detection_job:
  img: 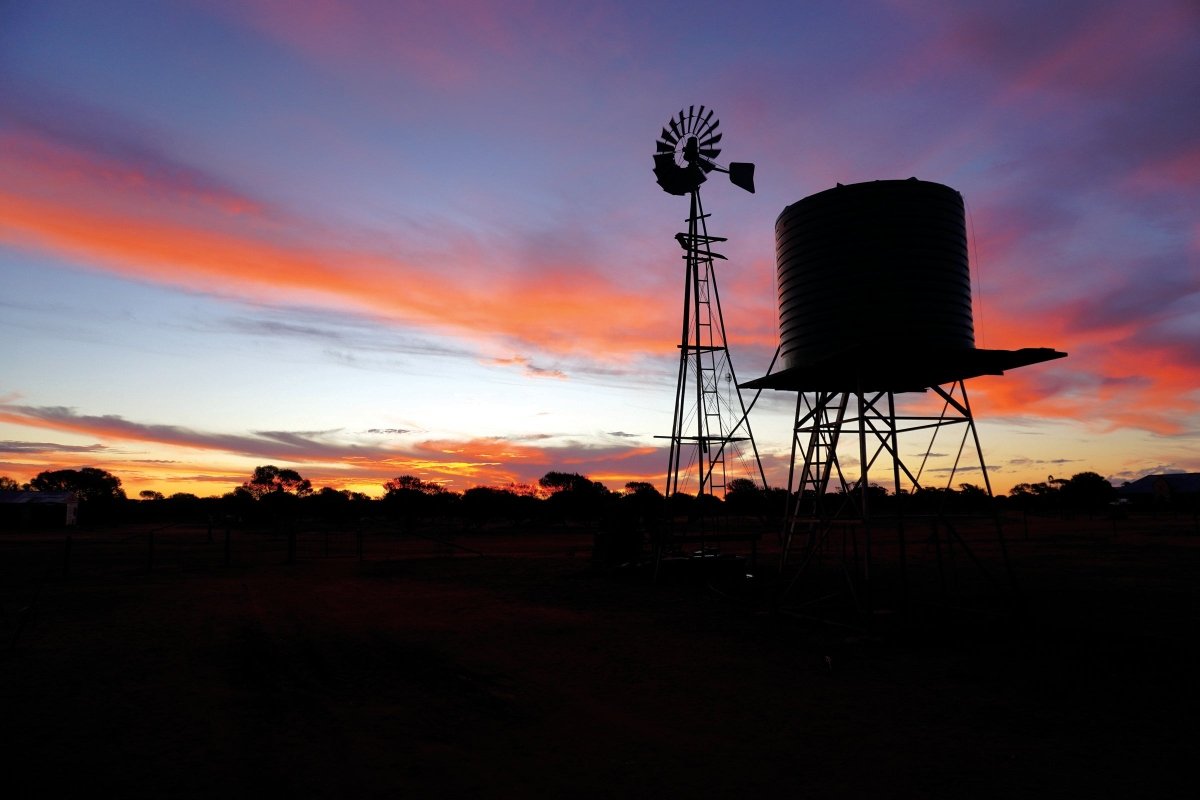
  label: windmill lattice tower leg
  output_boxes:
[779,381,1017,626]
[663,189,767,526]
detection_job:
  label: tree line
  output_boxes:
[0,465,1139,527]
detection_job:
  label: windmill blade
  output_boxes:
[669,118,681,139]
[699,147,722,160]
[707,118,721,138]
[701,107,714,128]
[656,140,674,153]
[661,127,677,144]
[699,131,723,148]
[687,105,695,132]
[678,109,686,132]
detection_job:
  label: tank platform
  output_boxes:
[741,345,1065,393]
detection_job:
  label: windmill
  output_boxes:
[651,106,766,532]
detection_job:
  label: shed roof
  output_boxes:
[1118,473,1200,494]
[0,491,79,505]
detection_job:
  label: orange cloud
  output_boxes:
[0,405,673,497]
[0,134,678,360]
[969,344,1196,437]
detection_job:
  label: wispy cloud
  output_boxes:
[489,356,567,380]
[0,405,374,462]
[0,440,113,454]
[0,404,669,493]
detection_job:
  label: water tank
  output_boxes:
[775,179,974,371]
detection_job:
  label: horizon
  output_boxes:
[3,1,1198,497]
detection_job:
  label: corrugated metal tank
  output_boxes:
[775,179,974,370]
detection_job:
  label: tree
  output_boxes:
[241,465,312,499]
[31,467,126,503]
[1062,471,1116,514]
[724,478,764,517]
[461,486,520,528]
[539,471,611,527]
[383,475,445,496]
[956,482,991,512]
[308,486,354,524]
[30,467,126,522]
[221,486,258,519]
[1008,480,1058,514]
[0,476,20,491]
[538,471,594,494]
[383,475,450,531]
[619,481,664,529]
[165,492,204,520]
[139,490,165,501]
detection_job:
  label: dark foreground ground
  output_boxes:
[1,514,1196,798]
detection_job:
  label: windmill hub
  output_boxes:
[652,105,755,196]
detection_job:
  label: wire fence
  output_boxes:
[0,519,605,648]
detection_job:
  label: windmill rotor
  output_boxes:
[652,105,754,196]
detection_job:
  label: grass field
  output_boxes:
[1,514,1196,798]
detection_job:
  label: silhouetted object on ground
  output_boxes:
[651,106,767,564]
[0,490,79,528]
[383,475,451,532]
[539,472,611,528]
[241,465,312,499]
[743,178,1067,623]
[1118,473,1200,522]
[1119,472,1200,498]
[30,467,124,502]
[26,467,125,523]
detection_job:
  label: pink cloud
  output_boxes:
[204,0,596,93]
[1126,146,1200,193]
[0,130,677,360]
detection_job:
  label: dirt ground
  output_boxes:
[1,515,1196,798]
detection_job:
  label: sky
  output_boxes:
[2,0,1198,498]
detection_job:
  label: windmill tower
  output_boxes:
[651,106,767,516]
[742,179,1066,621]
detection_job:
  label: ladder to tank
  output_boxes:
[782,392,849,560]
[696,259,728,497]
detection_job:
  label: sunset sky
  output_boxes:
[2,0,1198,498]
